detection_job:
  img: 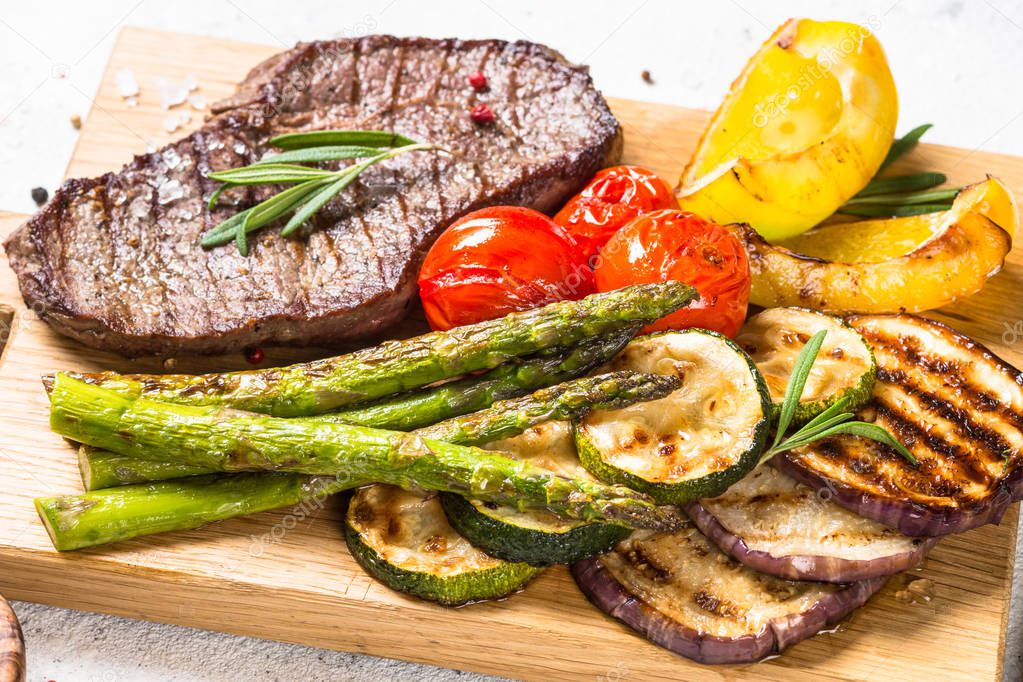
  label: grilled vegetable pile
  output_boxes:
[34,280,1023,663]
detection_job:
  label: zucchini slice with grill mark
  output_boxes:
[571,524,887,665]
[344,484,542,606]
[735,307,875,424]
[575,330,770,504]
[440,421,630,565]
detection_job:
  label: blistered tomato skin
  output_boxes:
[418,206,594,330]
[554,165,678,262]
[594,210,750,337]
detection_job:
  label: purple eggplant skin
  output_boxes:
[683,498,938,583]
[571,556,887,665]
[771,457,1023,538]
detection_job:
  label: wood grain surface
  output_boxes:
[0,26,1019,681]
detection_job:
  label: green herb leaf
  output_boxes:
[208,164,338,184]
[879,123,933,171]
[772,329,827,449]
[254,145,387,166]
[844,188,961,208]
[768,421,917,465]
[758,332,917,468]
[200,131,439,254]
[269,130,417,150]
[838,202,953,218]
[854,171,948,198]
[201,207,252,247]
[798,394,852,433]
[202,179,332,251]
[279,167,364,236]
[206,184,228,211]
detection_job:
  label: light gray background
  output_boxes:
[2,1,1022,680]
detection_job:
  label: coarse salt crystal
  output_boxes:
[116,69,139,97]
[126,97,138,108]
[184,74,199,92]
[129,196,149,218]
[158,78,189,110]
[157,180,184,205]
[188,93,207,110]
[163,115,181,133]
[163,148,182,169]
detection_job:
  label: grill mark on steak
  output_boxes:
[6,36,621,355]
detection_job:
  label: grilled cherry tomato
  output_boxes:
[554,165,678,262]
[594,209,750,337]
[419,206,593,330]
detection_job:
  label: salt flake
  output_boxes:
[116,69,139,97]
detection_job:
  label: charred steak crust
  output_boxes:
[5,36,622,356]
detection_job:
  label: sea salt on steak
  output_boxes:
[5,36,621,355]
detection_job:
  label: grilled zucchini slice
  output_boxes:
[576,330,770,504]
[735,307,875,424]
[776,314,1023,536]
[441,421,630,565]
[344,484,542,606]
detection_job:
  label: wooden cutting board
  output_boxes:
[0,26,1019,681]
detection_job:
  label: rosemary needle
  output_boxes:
[201,130,439,254]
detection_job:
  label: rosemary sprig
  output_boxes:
[201,130,438,255]
[758,330,917,467]
[878,123,933,172]
[836,202,956,218]
[853,171,948,198]
[844,188,960,208]
[837,124,962,219]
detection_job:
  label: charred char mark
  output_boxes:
[869,329,1023,430]
[876,367,1018,469]
[874,401,992,493]
[693,589,742,618]
[174,374,234,398]
[422,534,447,553]
[621,544,673,582]
[352,501,375,526]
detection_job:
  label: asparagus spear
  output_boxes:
[78,447,213,490]
[77,361,652,490]
[64,283,696,416]
[42,372,683,550]
[322,327,637,432]
[38,473,339,550]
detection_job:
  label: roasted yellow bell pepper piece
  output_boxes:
[733,177,1016,313]
[677,18,898,242]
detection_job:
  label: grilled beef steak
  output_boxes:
[5,36,621,355]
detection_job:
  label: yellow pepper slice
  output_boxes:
[677,18,898,242]
[734,177,1017,313]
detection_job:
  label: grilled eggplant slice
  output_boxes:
[345,485,542,605]
[686,465,936,582]
[572,524,886,665]
[775,314,1023,536]
[576,330,770,504]
[736,307,875,423]
[441,421,630,565]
